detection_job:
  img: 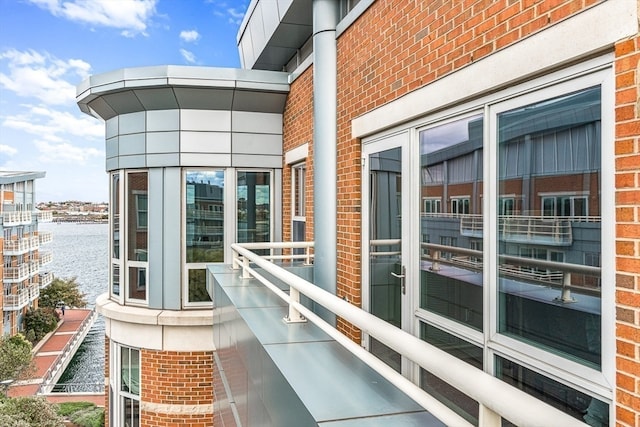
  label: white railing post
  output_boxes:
[555,271,576,303]
[284,287,306,323]
[242,256,250,279]
[479,404,501,427]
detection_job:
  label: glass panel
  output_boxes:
[112,264,120,296]
[368,146,401,371]
[112,172,120,259]
[128,266,146,300]
[186,170,224,263]
[130,348,139,395]
[120,347,130,393]
[188,268,211,303]
[496,356,608,426]
[419,114,484,331]
[237,171,271,245]
[420,323,482,425]
[123,396,140,427]
[497,87,601,368]
[127,172,148,260]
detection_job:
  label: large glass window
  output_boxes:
[497,87,602,368]
[126,172,148,302]
[237,171,271,245]
[292,163,306,250]
[110,173,120,297]
[119,346,140,427]
[419,114,484,331]
[411,69,610,425]
[184,170,224,305]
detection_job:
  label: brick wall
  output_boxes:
[282,67,315,244]
[333,0,606,335]
[614,34,640,427]
[140,350,214,425]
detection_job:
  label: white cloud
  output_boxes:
[0,145,18,156]
[208,1,248,26]
[27,0,158,37]
[35,140,103,164]
[2,104,104,141]
[0,49,91,105]
[180,49,196,64]
[180,30,200,43]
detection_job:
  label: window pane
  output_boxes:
[419,114,484,331]
[112,264,120,296]
[237,171,271,244]
[188,268,211,303]
[497,87,601,368]
[128,266,146,301]
[496,356,608,426]
[186,170,224,263]
[112,173,120,259]
[127,172,148,260]
[420,323,482,424]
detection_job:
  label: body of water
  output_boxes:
[39,221,108,390]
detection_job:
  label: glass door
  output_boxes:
[362,133,410,374]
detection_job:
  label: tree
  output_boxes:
[0,397,64,427]
[23,308,59,344]
[39,276,87,309]
[0,334,35,381]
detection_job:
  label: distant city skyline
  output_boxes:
[0,0,248,203]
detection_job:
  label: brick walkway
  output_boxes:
[7,309,104,407]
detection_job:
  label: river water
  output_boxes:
[39,221,108,391]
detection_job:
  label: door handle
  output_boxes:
[390,265,406,295]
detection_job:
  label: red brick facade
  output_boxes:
[279,0,640,425]
[614,34,640,427]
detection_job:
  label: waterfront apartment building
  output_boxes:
[77,1,640,426]
[1,171,53,337]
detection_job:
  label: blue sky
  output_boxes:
[0,0,249,203]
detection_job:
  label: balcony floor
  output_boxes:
[210,264,445,427]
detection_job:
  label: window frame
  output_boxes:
[406,62,614,419]
[182,168,225,309]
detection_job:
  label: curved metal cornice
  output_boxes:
[76,66,290,120]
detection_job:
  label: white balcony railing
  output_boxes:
[231,242,588,427]
[28,283,39,301]
[37,210,53,222]
[38,230,53,245]
[3,288,30,311]
[3,238,31,255]
[29,261,40,277]
[30,236,40,251]
[1,211,32,226]
[3,264,30,283]
[39,251,53,267]
[39,271,54,288]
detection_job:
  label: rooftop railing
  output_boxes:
[230,242,587,427]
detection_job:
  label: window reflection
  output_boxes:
[127,172,148,302]
[419,114,484,331]
[497,87,602,368]
[237,171,271,245]
[186,171,224,263]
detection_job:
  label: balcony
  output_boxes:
[29,283,39,301]
[3,237,31,255]
[39,271,53,288]
[39,251,53,267]
[38,230,53,245]
[4,264,30,283]
[37,210,53,222]
[3,288,30,311]
[454,214,601,246]
[1,211,32,226]
[208,242,588,427]
[29,261,40,277]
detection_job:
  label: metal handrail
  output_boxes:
[230,242,587,427]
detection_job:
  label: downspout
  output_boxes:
[312,0,339,325]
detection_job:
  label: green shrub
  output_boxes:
[56,401,104,427]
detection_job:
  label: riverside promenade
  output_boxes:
[7,308,104,406]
